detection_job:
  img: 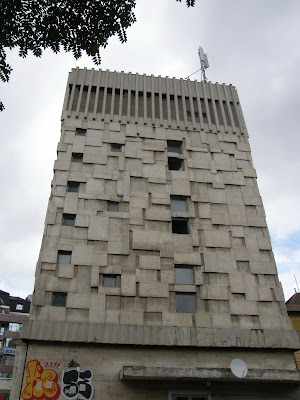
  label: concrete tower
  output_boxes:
[12,68,299,399]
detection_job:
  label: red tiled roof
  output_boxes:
[286,293,300,311]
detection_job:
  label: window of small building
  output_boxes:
[16,304,23,311]
[8,322,21,332]
[111,143,123,152]
[57,250,72,264]
[52,292,67,307]
[168,157,184,171]
[71,153,83,163]
[67,181,80,193]
[175,293,195,313]
[170,196,187,212]
[167,140,182,154]
[175,266,194,285]
[75,128,86,136]
[172,218,189,234]
[107,202,119,212]
[63,214,76,227]
[103,275,117,288]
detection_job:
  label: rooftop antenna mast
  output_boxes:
[198,46,209,83]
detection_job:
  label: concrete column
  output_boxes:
[9,340,27,400]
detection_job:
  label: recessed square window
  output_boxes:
[16,304,23,311]
[168,157,184,171]
[67,181,80,193]
[170,196,187,212]
[63,214,76,226]
[72,153,83,163]
[167,140,182,154]
[111,143,122,152]
[107,201,119,212]
[103,275,117,288]
[175,266,194,285]
[176,293,195,313]
[57,250,72,264]
[75,128,86,136]
[52,292,67,307]
[172,218,189,234]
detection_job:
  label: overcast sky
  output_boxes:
[1,0,299,301]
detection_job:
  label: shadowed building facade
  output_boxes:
[11,68,300,399]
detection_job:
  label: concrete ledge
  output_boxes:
[21,320,300,350]
[120,366,300,384]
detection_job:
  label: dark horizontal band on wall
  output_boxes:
[120,365,300,384]
[21,320,300,350]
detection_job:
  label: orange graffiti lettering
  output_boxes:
[22,360,61,400]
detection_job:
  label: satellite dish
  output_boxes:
[230,359,248,378]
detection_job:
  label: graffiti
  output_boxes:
[62,362,94,400]
[22,360,61,400]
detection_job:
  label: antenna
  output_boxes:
[294,275,299,293]
[198,46,209,83]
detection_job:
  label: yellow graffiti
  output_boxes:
[22,360,61,400]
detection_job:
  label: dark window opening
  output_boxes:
[167,140,182,154]
[91,86,96,93]
[111,143,122,152]
[103,275,117,288]
[57,250,72,264]
[175,266,194,284]
[170,94,175,101]
[172,395,208,400]
[115,88,120,95]
[123,89,128,96]
[195,111,199,118]
[162,93,167,100]
[107,87,113,95]
[67,182,80,193]
[138,91,143,98]
[187,110,191,118]
[170,196,187,212]
[147,92,151,98]
[63,214,76,227]
[172,218,189,234]
[131,90,136,97]
[71,153,83,163]
[75,128,86,136]
[176,293,195,313]
[168,157,184,171]
[52,292,67,307]
[107,202,119,212]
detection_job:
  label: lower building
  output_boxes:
[0,290,30,400]
[286,292,300,370]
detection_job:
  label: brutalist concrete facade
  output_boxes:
[12,68,299,399]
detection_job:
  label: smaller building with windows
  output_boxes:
[0,290,30,400]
